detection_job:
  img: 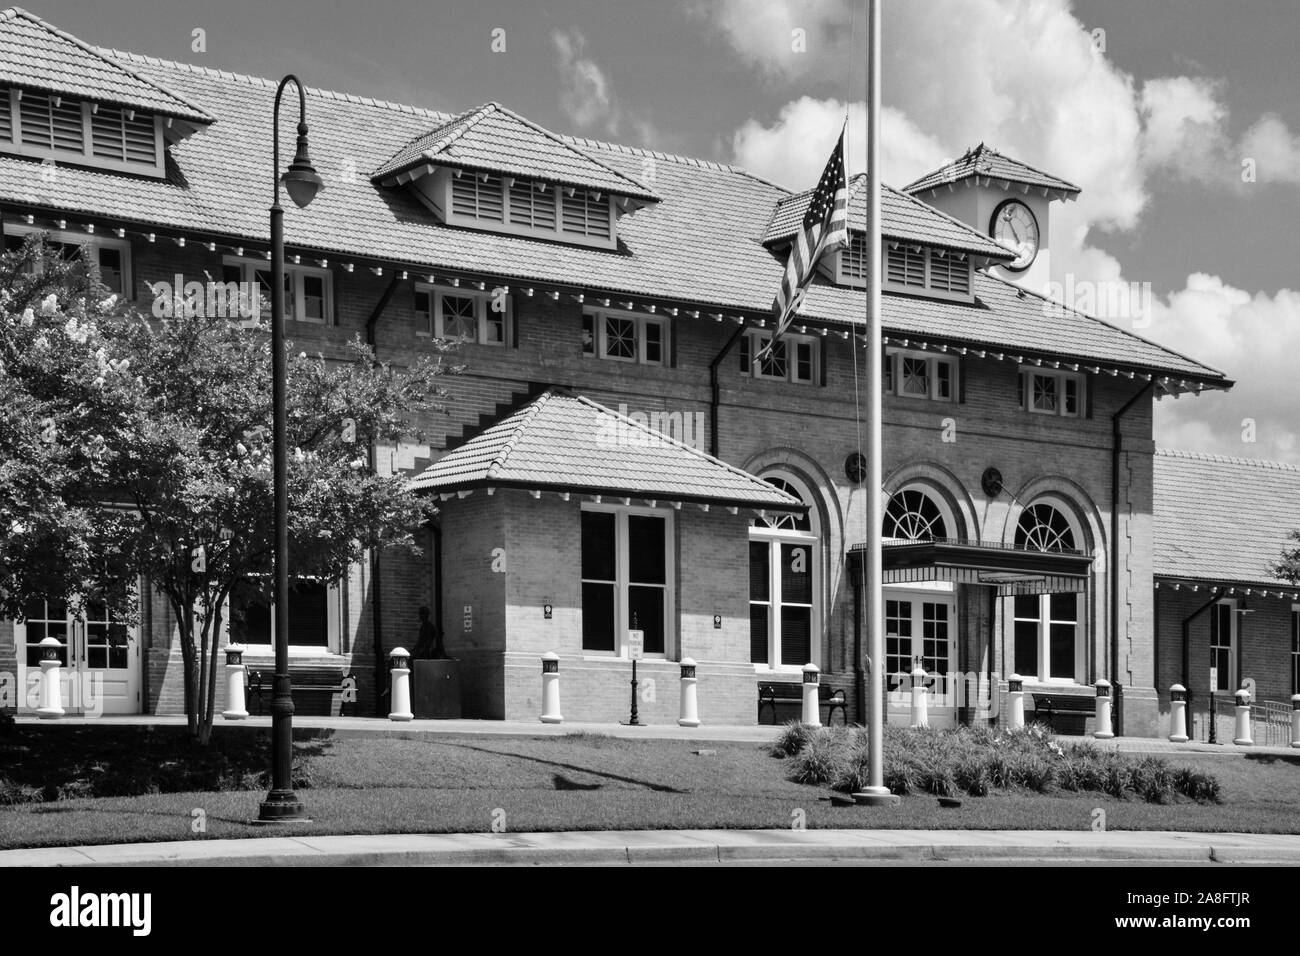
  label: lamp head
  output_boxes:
[282,123,323,208]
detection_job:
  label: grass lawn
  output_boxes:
[2,725,1299,849]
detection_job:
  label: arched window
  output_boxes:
[1015,502,1076,552]
[1011,498,1084,683]
[883,488,949,541]
[749,474,819,670]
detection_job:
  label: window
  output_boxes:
[1010,500,1084,683]
[1292,607,1299,696]
[883,488,949,541]
[436,169,618,249]
[740,330,818,384]
[224,257,333,325]
[881,242,972,299]
[415,286,511,344]
[581,507,672,656]
[583,309,667,365]
[750,475,819,669]
[3,224,132,297]
[1210,600,1236,693]
[883,349,956,402]
[0,87,164,176]
[229,579,344,652]
[1021,368,1083,417]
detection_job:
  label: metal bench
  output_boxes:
[1030,692,1093,735]
[247,664,354,717]
[758,682,849,726]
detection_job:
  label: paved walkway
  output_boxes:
[4,828,1299,866]
[16,714,1299,753]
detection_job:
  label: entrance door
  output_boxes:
[884,590,957,726]
[17,598,140,715]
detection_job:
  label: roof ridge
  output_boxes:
[562,134,741,175]
[1156,447,1300,472]
[885,182,1016,255]
[975,144,1082,193]
[572,394,801,500]
[5,8,213,120]
[96,45,448,119]
[483,389,554,478]
[979,271,1228,380]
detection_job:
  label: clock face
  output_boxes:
[990,200,1040,271]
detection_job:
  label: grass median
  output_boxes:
[1,723,1298,850]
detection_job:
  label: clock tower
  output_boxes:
[902,144,1080,294]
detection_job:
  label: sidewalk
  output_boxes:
[4,828,1299,867]
[16,714,1299,754]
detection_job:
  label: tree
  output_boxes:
[1271,530,1300,584]
[1,235,457,742]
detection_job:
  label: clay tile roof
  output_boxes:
[1154,449,1300,587]
[0,7,211,122]
[409,389,804,510]
[903,143,1080,196]
[372,101,658,201]
[763,173,1014,259]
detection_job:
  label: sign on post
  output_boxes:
[628,630,644,660]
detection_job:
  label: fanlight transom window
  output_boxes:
[752,477,811,532]
[883,489,948,541]
[1015,502,1077,553]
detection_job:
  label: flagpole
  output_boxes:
[855,0,893,805]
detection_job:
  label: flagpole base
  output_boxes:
[852,788,900,807]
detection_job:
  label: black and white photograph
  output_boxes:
[0,0,1295,927]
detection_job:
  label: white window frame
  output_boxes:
[580,503,675,660]
[584,307,667,366]
[741,329,818,385]
[224,578,346,656]
[1009,497,1086,685]
[883,589,958,707]
[415,285,512,346]
[750,473,821,672]
[3,222,133,299]
[224,256,334,325]
[1211,599,1237,694]
[885,348,957,402]
[1022,367,1084,418]
[424,168,619,250]
[0,88,165,177]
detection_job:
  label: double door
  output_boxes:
[884,590,957,724]
[17,598,140,715]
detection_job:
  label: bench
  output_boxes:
[247,665,354,717]
[758,682,849,726]
[1030,692,1094,735]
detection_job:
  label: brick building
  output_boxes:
[0,8,1246,735]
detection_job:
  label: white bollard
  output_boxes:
[1168,684,1189,743]
[222,645,248,720]
[1006,674,1025,730]
[1094,679,1114,739]
[1232,687,1253,746]
[801,663,821,727]
[910,664,929,729]
[540,652,563,724]
[388,647,413,721]
[1292,695,1300,749]
[36,637,65,719]
[678,658,700,728]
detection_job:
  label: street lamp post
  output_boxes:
[258,74,323,824]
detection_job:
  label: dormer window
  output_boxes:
[883,242,972,300]
[0,87,165,177]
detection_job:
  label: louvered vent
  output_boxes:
[508,178,557,229]
[841,233,866,280]
[561,190,611,239]
[451,172,504,222]
[928,251,971,295]
[886,243,925,287]
[0,88,11,142]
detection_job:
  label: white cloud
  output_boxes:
[552,29,618,133]
[708,0,1300,462]
[691,0,856,80]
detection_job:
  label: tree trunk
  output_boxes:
[198,596,226,746]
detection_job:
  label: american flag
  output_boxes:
[756,126,849,365]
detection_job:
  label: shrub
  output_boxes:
[771,721,818,758]
[1129,756,1176,804]
[788,728,852,785]
[0,777,41,805]
[1174,767,1223,804]
[953,757,990,797]
[1014,753,1056,793]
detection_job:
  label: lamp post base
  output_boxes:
[852,787,900,807]
[254,789,311,824]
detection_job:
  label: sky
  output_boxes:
[29,0,1300,463]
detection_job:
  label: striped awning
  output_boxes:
[849,538,1094,596]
